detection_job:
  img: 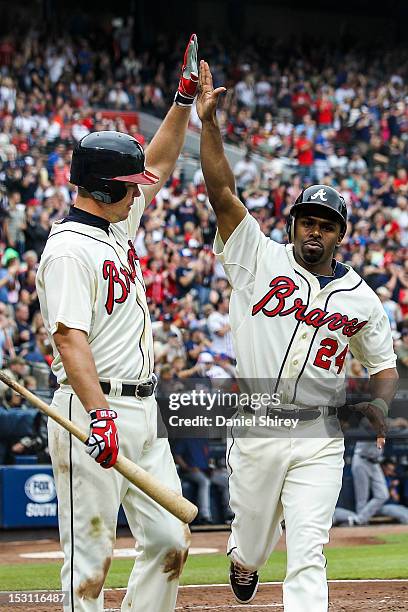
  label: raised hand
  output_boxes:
[175,34,199,107]
[196,60,226,123]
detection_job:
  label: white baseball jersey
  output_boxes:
[36,192,153,384]
[37,192,188,611]
[219,212,396,610]
[214,212,396,408]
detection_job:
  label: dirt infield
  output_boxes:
[3,582,408,611]
[1,526,408,610]
[176,581,408,611]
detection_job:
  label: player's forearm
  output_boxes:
[369,368,399,407]
[200,118,236,207]
[145,105,190,179]
[53,327,109,413]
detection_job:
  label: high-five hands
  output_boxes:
[175,34,199,107]
[196,60,226,123]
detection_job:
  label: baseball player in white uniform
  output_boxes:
[35,35,199,612]
[197,61,398,611]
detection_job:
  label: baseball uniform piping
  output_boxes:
[47,229,120,250]
[68,394,74,612]
[48,228,149,378]
[226,425,235,475]
[47,229,142,286]
[226,427,235,550]
[113,247,150,377]
[111,231,146,291]
[112,235,150,377]
[273,270,311,396]
[290,279,363,403]
[136,295,146,379]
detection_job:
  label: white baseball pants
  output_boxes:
[226,421,344,612]
[48,387,189,612]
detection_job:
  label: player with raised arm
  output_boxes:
[35,36,199,612]
[197,60,398,611]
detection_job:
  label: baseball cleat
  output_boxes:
[229,562,259,604]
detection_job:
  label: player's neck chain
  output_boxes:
[311,261,337,279]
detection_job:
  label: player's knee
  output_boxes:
[147,520,190,556]
[160,523,191,581]
[378,487,389,505]
[74,555,112,600]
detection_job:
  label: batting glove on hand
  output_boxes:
[174,33,198,107]
[86,409,119,469]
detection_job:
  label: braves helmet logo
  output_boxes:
[310,188,328,202]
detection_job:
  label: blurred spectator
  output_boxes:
[207,297,235,360]
[0,404,48,464]
[380,459,408,524]
[376,286,402,331]
[233,152,259,198]
[173,438,232,525]
[333,457,408,526]
[349,441,388,525]
[173,438,214,525]
[0,356,28,398]
[396,328,408,388]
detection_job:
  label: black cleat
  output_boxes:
[229,562,259,604]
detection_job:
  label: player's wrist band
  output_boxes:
[174,91,194,106]
[89,409,117,421]
[369,398,389,417]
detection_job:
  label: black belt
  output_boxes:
[267,406,337,422]
[100,378,156,398]
[359,456,380,464]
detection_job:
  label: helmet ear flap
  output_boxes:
[286,215,294,243]
[84,178,127,204]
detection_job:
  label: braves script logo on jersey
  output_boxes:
[103,241,140,314]
[252,276,367,337]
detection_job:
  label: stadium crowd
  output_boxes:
[0,17,408,522]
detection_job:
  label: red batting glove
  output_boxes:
[174,33,198,106]
[86,409,119,469]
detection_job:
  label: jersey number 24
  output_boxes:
[313,338,348,374]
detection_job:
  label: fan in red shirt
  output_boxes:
[393,168,408,194]
[291,85,312,122]
[295,131,314,173]
[316,93,334,127]
[144,259,168,304]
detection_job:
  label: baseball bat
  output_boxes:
[0,371,198,524]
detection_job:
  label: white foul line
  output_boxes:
[179,579,408,587]
[102,579,408,611]
[102,578,408,592]
[176,605,282,610]
[105,607,281,612]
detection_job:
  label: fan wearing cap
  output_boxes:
[197,60,398,610]
[175,247,202,297]
[35,35,199,612]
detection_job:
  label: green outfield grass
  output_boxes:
[0,533,407,591]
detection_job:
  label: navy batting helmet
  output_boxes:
[286,184,347,242]
[70,131,159,204]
